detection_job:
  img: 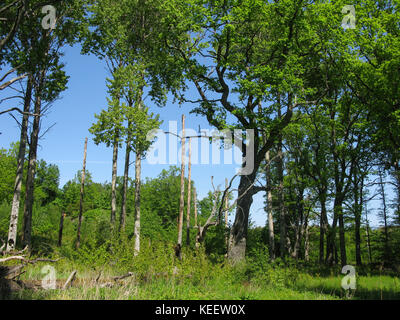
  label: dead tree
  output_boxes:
[186,137,192,246]
[176,115,186,259]
[195,175,261,249]
[76,137,88,250]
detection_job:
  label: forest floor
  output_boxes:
[4,266,400,300]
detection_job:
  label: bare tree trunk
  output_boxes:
[76,137,88,250]
[194,187,198,228]
[319,193,328,264]
[22,73,44,250]
[58,212,65,247]
[224,178,229,227]
[120,136,131,232]
[365,206,372,264]
[338,201,347,266]
[133,152,141,256]
[378,169,390,263]
[110,139,118,226]
[186,137,192,246]
[176,115,185,259]
[354,172,363,266]
[265,151,275,260]
[277,136,286,258]
[6,76,33,252]
[304,223,310,262]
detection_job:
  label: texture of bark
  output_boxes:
[120,136,131,231]
[6,76,33,252]
[265,151,275,260]
[186,137,192,246]
[110,140,118,225]
[177,115,185,259]
[76,138,88,249]
[22,72,44,249]
[134,152,141,256]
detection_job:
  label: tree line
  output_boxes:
[1,0,399,269]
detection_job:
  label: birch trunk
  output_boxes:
[6,76,33,252]
[134,152,141,256]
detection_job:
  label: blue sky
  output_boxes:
[0,44,267,227]
[0,43,390,228]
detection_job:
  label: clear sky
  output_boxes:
[0,43,389,228]
[0,43,267,227]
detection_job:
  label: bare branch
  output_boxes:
[0,107,41,117]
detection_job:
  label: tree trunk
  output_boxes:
[6,76,33,252]
[304,224,310,262]
[76,137,88,250]
[58,212,65,247]
[134,152,141,256]
[176,115,185,259]
[378,170,390,262]
[326,208,338,266]
[120,136,131,232]
[110,139,118,226]
[319,193,328,264]
[22,76,44,250]
[194,187,198,228]
[227,175,254,263]
[354,173,363,266]
[186,137,192,246]
[265,150,275,260]
[338,201,347,266]
[277,136,286,258]
[365,207,372,264]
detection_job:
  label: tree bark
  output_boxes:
[76,137,88,250]
[227,175,254,263]
[6,76,33,252]
[186,137,192,246]
[265,150,275,260]
[378,169,390,263]
[119,136,131,232]
[354,172,363,266]
[319,193,328,264]
[110,139,118,226]
[194,187,198,228]
[133,152,141,256]
[277,136,286,258]
[22,71,45,250]
[176,115,185,259]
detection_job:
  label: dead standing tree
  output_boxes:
[76,137,88,250]
[195,175,261,249]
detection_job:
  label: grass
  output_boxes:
[2,243,399,300]
[294,273,400,300]
[10,277,338,300]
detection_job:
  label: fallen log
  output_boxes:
[62,270,77,290]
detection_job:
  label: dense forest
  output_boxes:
[0,0,400,301]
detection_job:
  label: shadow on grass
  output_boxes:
[296,284,400,300]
